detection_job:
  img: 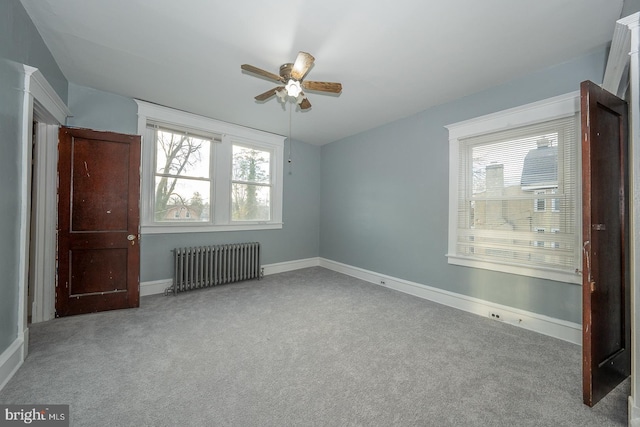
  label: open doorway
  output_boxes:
[27,120,59,324]
[28,120,36,323]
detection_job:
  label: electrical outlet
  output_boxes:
[489,311,502,320]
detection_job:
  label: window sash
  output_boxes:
[230,143,274,222]
[446,92,581,284]
[231,182,272,222]
[456,115,577,271]
[151,126,215,224]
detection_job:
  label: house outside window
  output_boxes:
[136,100,285,234]
[534,190,547,212]
[446,92,581,284]
[533,227,546,248]
[551,190,561,213]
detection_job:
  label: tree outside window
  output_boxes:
[231,145,271,221]
[154,129,211,222]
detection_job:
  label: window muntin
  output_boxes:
[446,92,581,283]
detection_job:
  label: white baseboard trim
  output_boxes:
[630,397,640,427]
[140,257,321,297]
[319,258,582,345]
[140,279,173,297]
[0,337,25,392]
[262,257,320,275]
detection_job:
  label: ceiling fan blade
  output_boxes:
[291,51,315,80]
[302,81,342,93]
[299,97,312,110]
[255,87,282,101]
[241,64,283,83]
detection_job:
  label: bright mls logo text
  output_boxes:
[1,405,68,426]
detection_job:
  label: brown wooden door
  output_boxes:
[581,80,630,407]
[57,127,141,317]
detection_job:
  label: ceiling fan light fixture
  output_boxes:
[275,87,287,102]
[285,79,302,97]
[242,51,341,109]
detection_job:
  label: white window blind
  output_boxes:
[455,114,579,273]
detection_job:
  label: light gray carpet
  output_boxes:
[0,267,629,426]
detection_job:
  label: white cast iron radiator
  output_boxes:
[166,242,262,295]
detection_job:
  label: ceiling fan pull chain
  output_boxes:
[288,100,293,167]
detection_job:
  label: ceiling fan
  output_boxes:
[241,51,342,110]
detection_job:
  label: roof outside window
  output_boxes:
[520,143,557,191]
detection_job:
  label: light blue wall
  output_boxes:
[320,48,610,324]
[0,0,67,103]
[623,0,640,16]
[0,59,26,351]
[140,141,320,282]
[67,83,138,134]
[66,83,321,283]
[0,1,68,354]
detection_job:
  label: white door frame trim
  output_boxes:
[1,66,68,391]
[602,12,640,427]
[624,13,640,427]
[20,66,70,329]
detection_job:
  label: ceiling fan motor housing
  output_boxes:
[279,63,294,81]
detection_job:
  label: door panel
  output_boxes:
[57,127,141,317]
[70,248,128,295]
[71,137,131,231]
[581,80,630,407]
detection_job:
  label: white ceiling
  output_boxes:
[21,0,624,145]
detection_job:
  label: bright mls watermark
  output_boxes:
[0,405,68,426]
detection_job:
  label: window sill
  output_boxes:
[141,222,283,234]
[446,253,581,285]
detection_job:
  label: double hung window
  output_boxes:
[151,125,214,223]
[446,93,581,283]
[136,101,284,233]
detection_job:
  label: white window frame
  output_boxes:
[136,100,285,234]
[229,138,278,223]
[151,125,215,224]
[446,92,582,284]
